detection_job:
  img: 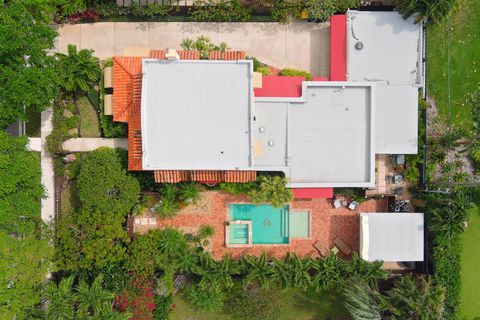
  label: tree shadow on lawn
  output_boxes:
[288,288,349,320]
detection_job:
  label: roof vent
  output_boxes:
[268,140,275,147]
[165,48,179,60]
[355,42,363,50]
[259,126,265,133]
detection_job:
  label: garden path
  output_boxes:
[40,109,55,222]
[62,137,128,152]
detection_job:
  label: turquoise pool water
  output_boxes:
[228,224,249,244]
[229,204,289,244]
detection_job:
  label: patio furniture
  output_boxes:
[333,237,352,256]
[333,199,342,209]
[348,201,359,210]
[313,241,329,257]
[148,217,157,225]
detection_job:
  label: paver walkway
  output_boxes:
[148,191,387,259]
[62,137,128,152]
[40,109,55,223]
[55,22,331,77]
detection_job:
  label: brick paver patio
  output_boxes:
[152,191,387,259]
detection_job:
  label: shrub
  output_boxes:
[219,181,257,195]
[256,66,270,76]
[198,225,215,239]
[269,0,302,23]
[278,68,312,80]
[130,3,173,17]
[181,36,229,60]
[76,148,140,215]
[190,0,251,22]
[250,176,293,208]
[303,0,337,22]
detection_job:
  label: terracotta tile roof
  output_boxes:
[127,110,142,171]
[209,51,246,60]
[149,50,201,60]
[154,170,257,183]
[112,56,143,122]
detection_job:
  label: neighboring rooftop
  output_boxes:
[141,59,253,170]
[360,212,424,262]
[346,10,423,154]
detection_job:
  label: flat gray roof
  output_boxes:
[254,82,375,188]
[347,11,423,154]
[360,212,424,262]
[141,60,253,170]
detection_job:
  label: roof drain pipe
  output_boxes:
[165,48,179,61]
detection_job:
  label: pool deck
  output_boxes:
[148,191,387,259]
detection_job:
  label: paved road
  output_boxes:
[55,21,331,77]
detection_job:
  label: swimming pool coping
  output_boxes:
[225,220,253,248]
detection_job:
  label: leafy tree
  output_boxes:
[241,253,275,288]
[0,132,44,233]
[185,285,225,312]
[55,208,130,272]
[383,275,445,320]
[249,176,293,208]
[76,148,140,215]
[343,279,382,320]
[395,0,456,24]
[0,0,60,129]
[342,253,389,286]
[0,230,53,320]
[128,228,188,275]
[45,275,130,320]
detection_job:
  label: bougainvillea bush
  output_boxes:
[115,276,156,320]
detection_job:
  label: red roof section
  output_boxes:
[330,14,347,81]
[254,76,305,97]
[154,170,257,183]
[292,188,334,199]
[112,57,143,122]
[209,51,246,60]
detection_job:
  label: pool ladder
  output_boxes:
[281,209,289,238]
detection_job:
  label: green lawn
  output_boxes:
[427,0,480,128]
[77,95,101,137]
[459,207,480,319]
[172,289,347,320]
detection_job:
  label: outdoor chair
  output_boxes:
[313,241,329,257]
[333,237,352,256]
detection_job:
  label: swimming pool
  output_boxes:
[228,204,289,244]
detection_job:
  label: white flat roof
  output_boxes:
[360,212,424,262]
[254,82,375,188]
[141,60,253,170]
[346,10,423,154]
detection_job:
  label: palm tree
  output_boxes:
[310,255,343,292]
[241,253,274,288]
[343,278,382,320]
[45,276,76,320]
[158,228,188,256]
[426,198,468,238]
[174,247,199,274]
[272,253,312,290]
[56,44,101,95]
[76,275,115,317]
[383,275,445,319]
[178,182,201,204]
[186,285,225,312]
[395,0,456,24]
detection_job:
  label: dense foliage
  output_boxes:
[76,148,139,214]
[45,275,131,320]
[190,0,251,22]
[0,132,44,233]
[0,230,53,320]
[250,176,293,208]
[395,0,457,24]
[180,36,229,60]
[279,68,313,80]
[0,0,59,129]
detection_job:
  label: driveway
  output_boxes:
[55,21,330,77]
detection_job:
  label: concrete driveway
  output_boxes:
[55,21,330,77]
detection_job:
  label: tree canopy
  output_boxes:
[0,0,59,128]
[0,131,44,233]
[0,230,53,320]
[76,148,140,215]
